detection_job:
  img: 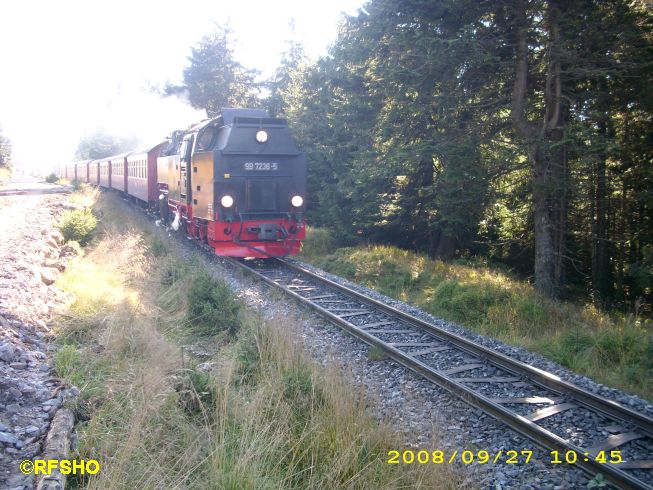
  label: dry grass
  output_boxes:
[204,316,469,489]
[300,229,653,400]
[53,193,472,489]
[54,193,215,488]
[67,183,99,208]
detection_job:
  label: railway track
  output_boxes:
[227,257,653,490]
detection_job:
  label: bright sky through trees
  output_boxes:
[0,0,365,171]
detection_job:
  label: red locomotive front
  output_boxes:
[157,108,306,258]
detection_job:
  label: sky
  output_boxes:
[0,0,367,173]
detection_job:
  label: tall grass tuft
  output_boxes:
[208,317,467,489]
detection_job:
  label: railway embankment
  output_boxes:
[48,190,469,489]
[0,189,80,489]
[137,199,607,488]
[299,228,653,403]
[25,188,651,489]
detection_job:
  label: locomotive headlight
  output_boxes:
[221,195,234,208]
[255,130,268,143]
[291,195,303,207]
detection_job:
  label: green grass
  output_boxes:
[186,271,242,337]
[58,208,98,246]
[146,237,168,258]
[299,227,653,400]
[368,345,387,361]
[52,194,468,489]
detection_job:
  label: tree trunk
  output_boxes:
[532,145,556,297]
[549,125,567,294]
[511,0,564,298]
[435,233,457,260]
[615,115,630,305]
[592,114,613,306]
[615,177,626,304]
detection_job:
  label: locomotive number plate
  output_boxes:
[244,162,279,171]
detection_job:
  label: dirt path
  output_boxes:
[0,175,70,197]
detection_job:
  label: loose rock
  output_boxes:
[0,193,77,489]
[39,268,56,286]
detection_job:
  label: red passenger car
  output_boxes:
[127,142,166,203]
[75,160,91,183]
[65,163,77,181]
[89,160,100,185]
[98,157,111,188]
[109,152,130,193]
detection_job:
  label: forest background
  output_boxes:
[74,0,653,309]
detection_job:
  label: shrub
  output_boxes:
[516,297,546,324]
[45,173,58,183]
[147,237,168,257]
[432,279,509,324]
[558,329,594,359]
[594,324,645,366]
[58,208,98,246]
[54,344,82,380]
[160,259,188,286]
[300,227,338,258]
[186,272,241,337]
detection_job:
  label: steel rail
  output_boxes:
[279,260,653,437]
[226,256,653,490]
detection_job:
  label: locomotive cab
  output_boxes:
[157,108,306,258]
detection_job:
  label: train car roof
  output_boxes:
[93,151,132,163]
[129,140,167,155]
[220,108,268,125]
[189,108,270,132]
[108,151,132,160]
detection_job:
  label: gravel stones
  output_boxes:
[0,432,18,445]
[0,342,16,362]
[0,193,77,489]
[58,243,79,260]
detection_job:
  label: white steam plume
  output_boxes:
[86,87,207,151]
[4,86,206,175]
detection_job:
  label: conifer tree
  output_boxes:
[181,26,260,116]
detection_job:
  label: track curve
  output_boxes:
[227,257,653,490]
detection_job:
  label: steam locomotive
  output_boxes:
[57,108,306,258]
